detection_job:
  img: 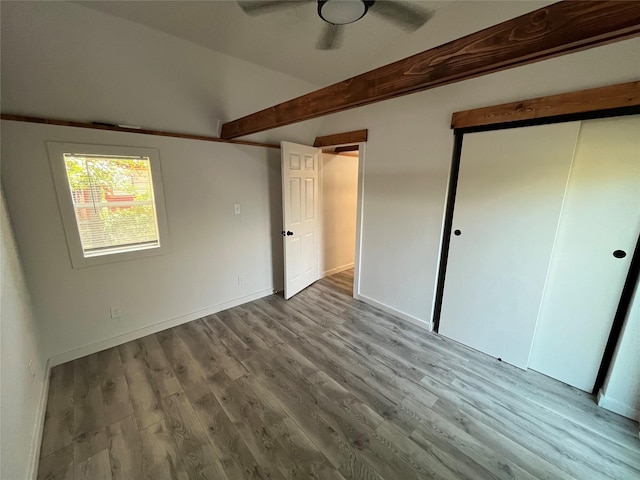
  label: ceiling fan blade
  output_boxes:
[316,23,344,50]
[238,1,308,16]
[369,1,434,32]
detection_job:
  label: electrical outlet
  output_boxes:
[238,275,245,285]
[110,306,122,319]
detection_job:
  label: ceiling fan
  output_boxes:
[238,0,434,50]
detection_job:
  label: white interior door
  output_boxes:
[439,122,580,369]
[281,141,321,299]
[529,115,640,391]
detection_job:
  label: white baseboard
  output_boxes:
[29,360,52,480]
[48,288,274,367]
[597,389,640,422]
[322,262,354,278]
[354,293,432,331]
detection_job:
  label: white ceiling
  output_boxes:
[77,0,453,86]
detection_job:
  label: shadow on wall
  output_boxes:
[267,148,284,291]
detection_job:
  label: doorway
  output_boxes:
[320,146,360,296]
[280,141,364,300]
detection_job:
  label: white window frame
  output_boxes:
[47,142,171,268]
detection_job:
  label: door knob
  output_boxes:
[454,229,462,236]
[282,230,294,237]
[613,250,626,258]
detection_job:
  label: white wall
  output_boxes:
[599,284,640,421]
[321,153,359,276]
[1,121,283,362]
[1,190,48,480]
[313,37,640,326]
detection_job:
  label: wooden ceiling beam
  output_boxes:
[313,129,368,147]
[451,81,640,130]
[221,1,640,139]
[0,114,281,149]
[334,145,359,153]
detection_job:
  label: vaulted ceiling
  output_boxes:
[78,0,455,86]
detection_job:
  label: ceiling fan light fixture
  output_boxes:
[318,0,371,25]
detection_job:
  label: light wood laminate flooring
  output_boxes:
[38,269,640,479]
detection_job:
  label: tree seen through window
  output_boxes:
[63,154,160,255]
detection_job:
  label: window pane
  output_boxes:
[63,154,160,256]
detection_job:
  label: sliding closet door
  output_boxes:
[439,122,580,369]
[528,115,640,391]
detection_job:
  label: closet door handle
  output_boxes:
[613,250,626,259]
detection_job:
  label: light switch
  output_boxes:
[234,204,241,215]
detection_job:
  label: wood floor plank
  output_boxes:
[358,295,639,452]
[277,417,349,480]
[275,293,344,330]
[156,329,212,403]
[201,313,253,361]
[107,416,145,480]
[41,363,76,460]
[404,397,541,480]
[242,353,352,468]
[174,319,247,381]
[320,330,437,410]
[45,362,74,418]
[161,391,230,480]
[208,368,336,478]
[206,369,285,465]
[254,296,322,334]
[387,422,500,480]
[242,302,302,345]
[260,346,434,480]
[244,350,398,480]
[282,330,422,434]
[191,318,248,379]
[191,392,275,480]
[119,335,182,399]
[418,347,639,479]
[297,288,347,318]
[272,343,386,431]
[234,304,286,347]
[74,448,112,480]
[455,352,640,452]
[73,354,108,464]
[139,419,189,480]
[447,372,640,479]
[119,352,165,430]
[238,375,347,480]
[38,269,640,480]
[40,407,74,458]
[97,348,134,426]
[37,444,74,480]
[419,373,583,480]
[216,308,273,354]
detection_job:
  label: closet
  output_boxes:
[438,112,639,392]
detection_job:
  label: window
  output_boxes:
[48,142,170,267]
